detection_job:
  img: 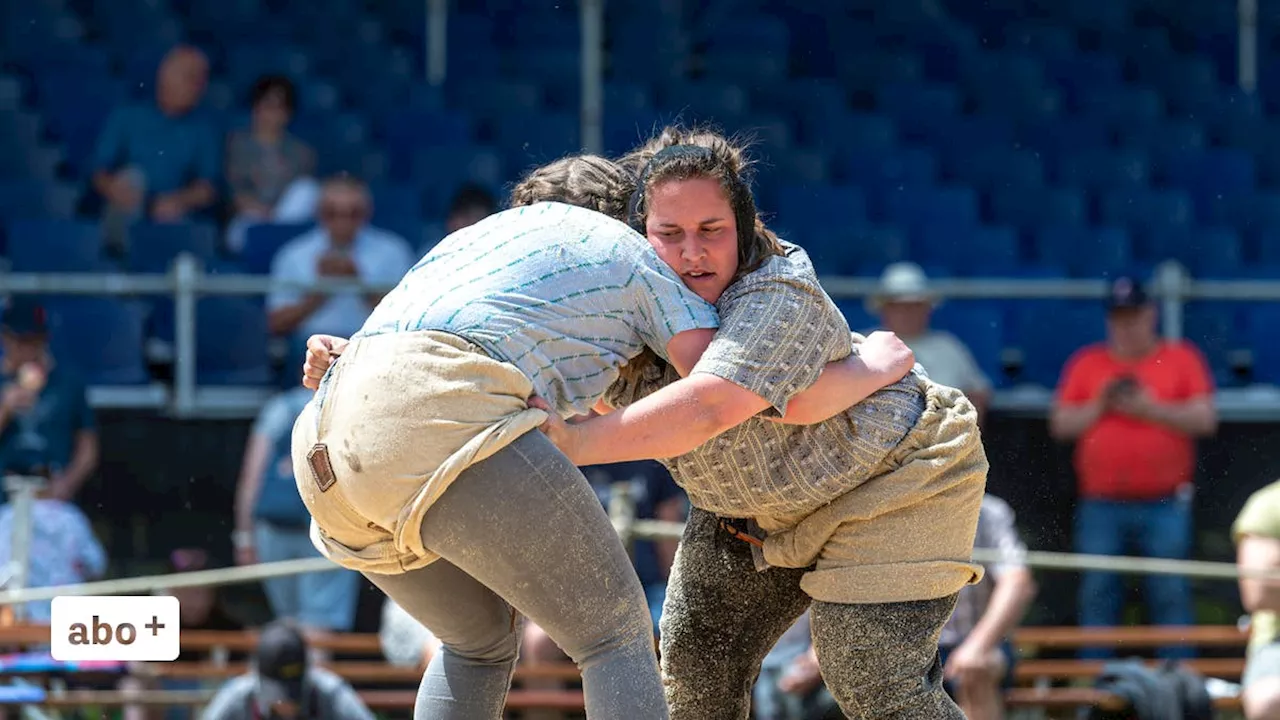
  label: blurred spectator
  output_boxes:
[90,45,219,251]
[1050,276,1217,659]
[938,494,1036,720]
[445,183,498,234]
[123,549,246,720]
[1236,478,1280,720]
[378,596,441,669]
[200,619,374,720]
[1235,479,1280,720]
[0,297,98,502]
[0,476,106,622]
[266,176,415,342]
[868,262,992,421]
[224,75,320,254]
[753,612,841,720]
[519,461,685,720]
[233,386,359,636]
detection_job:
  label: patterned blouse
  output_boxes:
[604,242,927,522]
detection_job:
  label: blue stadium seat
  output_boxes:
[956,147,1045,192]
[1119,119,1206,171]
[603,82,653,114]
[773,186,868,247]
[841,147,938,199]
[380,108,473,158]
[370,184,423,227]
[1011,301,1107,387]
[989,186,1087,232]
[1035,226,1134,278]
[1098,188,1195,243]
[1078,85,1167,134]
[1162,227,1243,277]
[661,83,749,122]
[803,223,909,276]
[5,220,105,273]
[701,53,787,83]
[1054,149,1150,193]
[837,52,924,94]
[195,297,273,386]
[495,112,581,167]
[1246,305,1280,385]
[1044,52,1124,108]
[930,301,1007,387]
[836,114,899,152]
[0,180,78,221]
[239,223,315,275]
[1183,303,1243,387]
[46,298,151,386]
[882,186,979,229]
[875,82,962,140]
[125,223,220,274]
[754,80,849,144]
[1003,22,1076,59]
[914,224,1020,275]
[1020,116,1110,165]
[1163,149,1256,221]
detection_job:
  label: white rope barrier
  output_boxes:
[1,518,1277,607]
[0,557,335,605]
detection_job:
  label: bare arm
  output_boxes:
[268,294,327,336]
[1239,535,1280,614]
[1129,396,1218,437]
[769,332,914,425]
[1049,400,1104,441]
[159,179,217,212]
[961,567,1037,652]
[543,373,775,466]
[233,433,272,538]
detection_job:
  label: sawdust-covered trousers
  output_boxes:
[361,430,667,720]
[659,506,966,720]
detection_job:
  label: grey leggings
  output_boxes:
[363,430,667,720]
[660,506,964,720]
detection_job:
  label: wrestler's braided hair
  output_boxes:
[508,155,632,221]
[618,124,785,281]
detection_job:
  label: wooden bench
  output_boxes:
[1004,687,1243,711]
[1004,624,1248,714]
[0,689,585,710]
[0,625,587,712]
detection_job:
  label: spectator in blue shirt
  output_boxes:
[0,297,98,503]
[233,386,359,635]
[91,45,220,250]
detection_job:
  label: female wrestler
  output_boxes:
[536,127,989,719]
[292,153,916,720]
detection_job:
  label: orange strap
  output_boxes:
[718,519,764,548]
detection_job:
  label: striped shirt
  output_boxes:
[605,241,927,520]
[355,202,719,417]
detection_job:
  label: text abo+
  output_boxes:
[51,595,181,661]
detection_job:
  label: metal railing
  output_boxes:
[7,254,1280,417]
[3,255,1280,417]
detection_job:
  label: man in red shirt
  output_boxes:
[1050,276,1217,659]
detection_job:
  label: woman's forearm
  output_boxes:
[564,374,770,466]
[770,355,894,425]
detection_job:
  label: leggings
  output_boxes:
[363,430,667,720]
[660,507,964,720]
